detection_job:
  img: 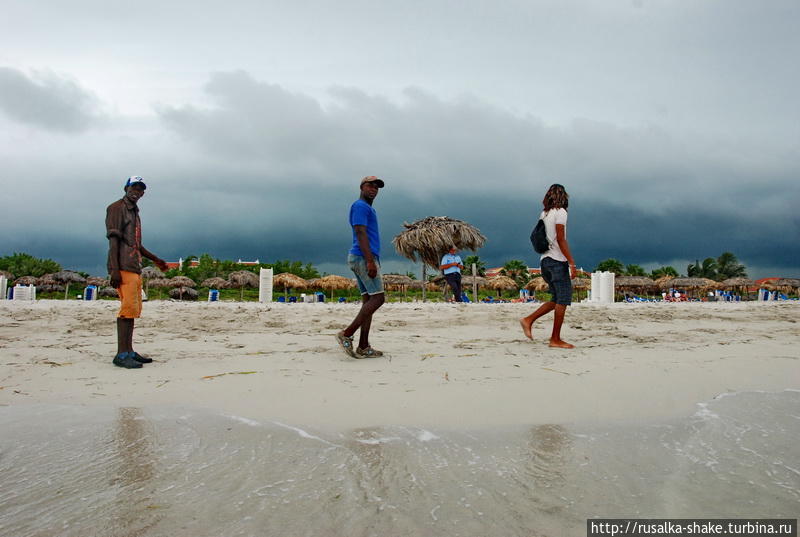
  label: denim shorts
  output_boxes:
[541,257,572,305]
[348,254,384,295]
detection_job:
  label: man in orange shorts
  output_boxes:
[105,176,169,368]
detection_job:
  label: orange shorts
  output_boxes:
[117,270,143,319]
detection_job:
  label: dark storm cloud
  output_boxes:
[1,70,798,278]
[0,67,100,131]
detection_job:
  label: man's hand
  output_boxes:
[110,269,122,289]
[154,258,169,272]
[569,264,577,279]
[367,260,378,279]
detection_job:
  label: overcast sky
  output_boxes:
[1,0,798,278]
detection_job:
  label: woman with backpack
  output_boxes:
[520,184,577,348]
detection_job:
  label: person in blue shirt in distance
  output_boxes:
[440,246,464,302]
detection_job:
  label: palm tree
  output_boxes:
[716,252,747,280]
[501,259,531,288]
[462,255,486,276]
[625,264,647,276]
[650,266,679,279]
[688,257,718,279]
[595,258,625,275]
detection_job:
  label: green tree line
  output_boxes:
[594,252,747,281]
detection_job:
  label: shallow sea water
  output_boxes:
[1,391,798,537]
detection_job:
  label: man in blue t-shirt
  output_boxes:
[335,176,386,359]
[440,246,464,302]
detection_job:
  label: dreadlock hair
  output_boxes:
[542,183,569,213]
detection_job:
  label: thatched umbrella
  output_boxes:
[393,216,487,270]
[273,272,308,300]
[661,277,716,298]
[486,275,518,299]
[48,270,86,300]
[774,278,800,297]
[306,277,321,288]
[201,277,229,289]
[719,277,754,298]
[0,270,14,280]
[227,270,259,301]
[571,277,591,301]
[523,277,546,300]
[37,273,58,286]
[141,266,165,280]
[38,283,66,294]
[383,274,414,301]
[654,275,674,289]
[316,274,357,301]
[615,276,656,299]
[721,277,754,289]
[169,286,199,301]
[141,266,165,295]
[408,280,438,291]
[144,277,170,299]
[168,275,196,301]
[100,286,119,298]
[86,276,109,287]
[14,276,38,286]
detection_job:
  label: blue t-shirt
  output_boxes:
[441,253,462,275]
[349,199,380,258]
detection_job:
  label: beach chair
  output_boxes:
[338,297,346,303]
[277,296,286,303]
[289,296,297,303]
[461,293,471,303]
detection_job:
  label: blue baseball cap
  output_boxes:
[125,176,147,190]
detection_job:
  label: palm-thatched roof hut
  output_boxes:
[661,277,717,298]
[141,266,165,280]
[408,280,438,291]
[660,277,714,289]
[393,216,486,269]
[382,274,414,287]
[654,275,675,289]
[614,276,655,289]
[201,277,229,289]
[169,287,199,301]
[721,277,754,289]
[14,276,39,286]
[382,274,414,301]
[774,278,800,289]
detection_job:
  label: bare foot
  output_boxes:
[549,339,574,349]
[519,318,533,340]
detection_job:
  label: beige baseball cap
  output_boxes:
[360,175,385,188]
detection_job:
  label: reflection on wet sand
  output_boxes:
[524,424,573,517]
[106,407,161,536]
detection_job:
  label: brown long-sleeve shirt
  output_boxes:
[105,197,142,274]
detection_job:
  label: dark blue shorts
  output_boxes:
[541,257,572,305]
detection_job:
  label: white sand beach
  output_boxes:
[2,300,798,429]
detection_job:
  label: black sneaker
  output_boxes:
[113,352,143,369]
[131,352,153,364]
